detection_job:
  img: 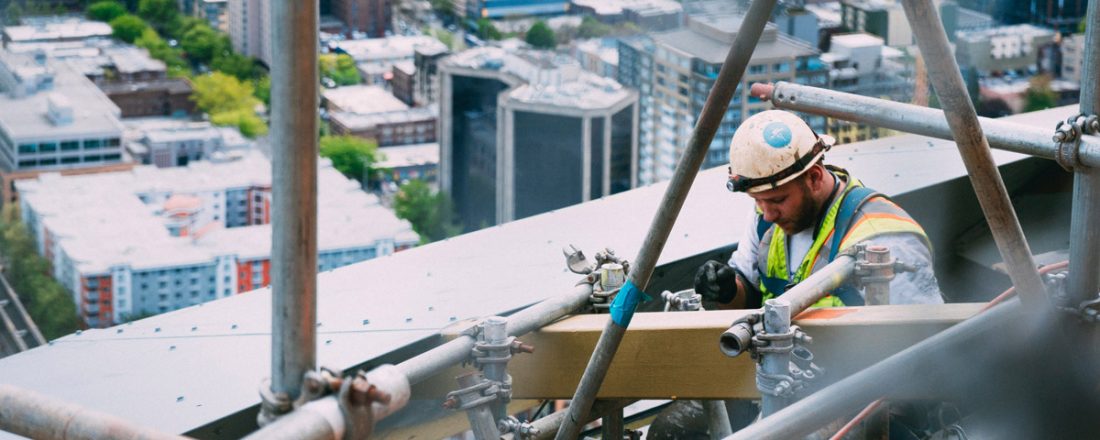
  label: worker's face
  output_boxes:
[748,169,821,235]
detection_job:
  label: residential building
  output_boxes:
[6,40,167,86]
[329,36,448,86]
[839,0,960,46]
[1,18,112,48]
[956,24,1055,74]
[1061,33,1085,84]
[197,0,230,33]
[414,44,449,106]
[228,0,272,66]
[570,0,683,31]
[617,14,826,185]
[440,47,638,229]
[392,61,416,105]
[123,118,252,168]
[464,0,570,21]
[375,142,439,186]
[100,78,195,118]
[0,49,125,173]
[573,38,618,79]
[333,0,393,38]
[324,85,439,146]
[820,33,913,143]
[1000,0,1088,33]
[16,151,419,327]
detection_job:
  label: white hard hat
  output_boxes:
[726,110,834,193]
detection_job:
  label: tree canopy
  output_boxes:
[525,20,556,49]
[137,0,180,33]
[319,135,380,181]
[180,24,224,64]
[393,180,463,243]
[319,54,362,86]
[577,16,611,39]
[109,14,150,43]
[87,1,126,22]
[477,18,503,40]
[1025,74,1058,112]
[192,72,267,137]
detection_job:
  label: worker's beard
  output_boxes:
[781,179,821,235]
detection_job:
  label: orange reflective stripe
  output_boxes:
[840,213,927,250]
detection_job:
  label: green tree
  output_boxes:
[135,28,186,69]
[253,75,271,105]
[319,53,361,86]
[319,135,380,181]
[1081,19,1087,34]
[191,71,258,114]
[577,16,611,39]
[1025,74,1058,112]
[210,109,267,138]
[87,0,126,22]
[393,180,463,243]
[0,206,80,340]
[109,14,150,43]
[212,52,258,80]
[428,0,456,20]
[525,20,556,49]
[3,2,22,26]
[477,18,503,40]
[137,0,179,32]
[180,24,223,64]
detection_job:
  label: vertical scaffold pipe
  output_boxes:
[901,0,1048,308]
[553,1,780,437]
[270,0,319,403]
[1068,0,1100,306]
[759,299,793,417]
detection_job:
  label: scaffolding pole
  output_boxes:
[554,0,779,436]
[901,0,1048,308]
[245,284,594,439]
[269,0,319,405]
[724,298,1024,440]
[1068,0,1100,306]
[0,384,186,440]
[750,81,1100,167]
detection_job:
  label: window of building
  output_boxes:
[60,140,79,151]
[18,144,35,154]
[84,155,102,162]
[749,65,766,75]
[39,158,57,165]
[774,63,790,73]
[61,157,80,164]
[84,139,102,150]
[39,142,57,152]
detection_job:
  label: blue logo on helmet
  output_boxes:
[762,122,792,148]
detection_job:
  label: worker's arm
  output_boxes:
[860,233,944,304]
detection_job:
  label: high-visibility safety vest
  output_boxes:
[754,169,930,307]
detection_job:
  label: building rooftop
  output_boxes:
[99,77,193,95]
[575,38,619,67]
[957,24,1055,43]
[330,106,437,131]
[0,50,123,142]
[570,0,681,16]
[2,18,112,44]
[15,151,418,274]
[376,142,439,169]
[841,0,902,12]
[805,2,843,28]
[393,60,415,75]
[653,15,818,64]
[831,32,886,49]
[123,118,252,151]
[444,46,635,109]
[322,85,409,114]
[329,35,448,63]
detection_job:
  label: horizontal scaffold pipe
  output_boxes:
[724,298,1024,440]
[243,283,594,440]
[751,82,1100,168]
[0,384,186,440]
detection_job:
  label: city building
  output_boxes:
[617,14,826,185]
[197,0,230,33]
[956,24,1055,74]
[820,33,913,143]
[999,0,1088,33]
[332,0,393,38]
[16,151,419,327]
[391,61,416,105]
[979,76,1080,113]
[375,142,439,186]
[570,0,683,31]
[329,35,448,86]
[123,118,252,167]
[839,0,960,47]
[228,0,272,66]
[414,44,449,107]
[1061,32,1085,84]
[464,0,570,21]
[0,49,125,173]
[440,47,638,229]
[5,39,168,86]
[324,85,439,146]
[572,38,618,79]
[100,78,195,118]
[1,18,112,48]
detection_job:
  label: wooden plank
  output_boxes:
[416,304,983,400]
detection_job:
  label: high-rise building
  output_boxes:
[440,47,638,229]
[333,0,393,38]
[820,33,913,143]
[228,0,272,66]
[617,14,827,185]
[1000,0,1088,33]
[414,44,449,106]
[956,24,1056,74]
[1061,32,1086,84]
[16,151,418,328]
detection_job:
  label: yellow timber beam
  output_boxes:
[415,303,983,400]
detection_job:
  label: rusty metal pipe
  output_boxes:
[0,384,185,440]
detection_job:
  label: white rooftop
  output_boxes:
[329,35,447,63]
[831,32,885,49]
[2,19,112,44]
[570,0,681,16]
[445,47,634,109]
[16,151,418,274]
[329,106,437,131]
[0,49,123,141]
[323,85,409,114]
[957,24,1055,43]
[376,142,439,169]
[575,39,619,67]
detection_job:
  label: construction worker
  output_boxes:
[695,110,943,308]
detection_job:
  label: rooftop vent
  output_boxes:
[47,93,74,126]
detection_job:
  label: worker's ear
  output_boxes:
[806,164,825,190]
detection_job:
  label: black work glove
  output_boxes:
[694,260,739,304]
